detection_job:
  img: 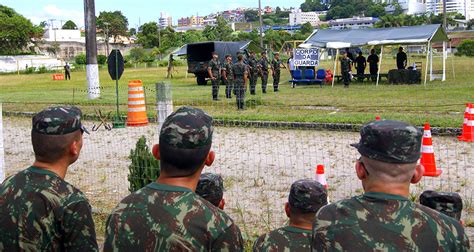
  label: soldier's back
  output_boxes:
[0,166,98,251]
[104,182,243,251]
[253,226,311,252]
[313,192,470,251]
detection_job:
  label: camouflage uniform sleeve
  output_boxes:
[252,234,266,252]
[62,200,99,252]
[211,223,244,252]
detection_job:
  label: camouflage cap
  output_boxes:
[32,106,89,135]
[160,106,213,149]
[195,172,224,206]
[350,120,422,164]
[288,179,328,213]
[420,190,463,220]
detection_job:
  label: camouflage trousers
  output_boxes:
[249,72,257,95]
[225,79,234,98]
[235,83,246,110]
[261,71,268,93]
[272,71,280,91]
[211,76,220,100]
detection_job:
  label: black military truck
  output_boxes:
[176,41,255,85]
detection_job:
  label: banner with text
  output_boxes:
[294,48,319,67]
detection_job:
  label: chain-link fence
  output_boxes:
[1,62,474,243]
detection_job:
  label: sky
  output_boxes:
[0,0,302,29]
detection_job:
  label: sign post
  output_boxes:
[107,49,125,128]
[294,48,320,67]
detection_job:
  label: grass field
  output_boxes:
[1,55,473,127]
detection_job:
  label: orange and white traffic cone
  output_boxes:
[458,103,470,141]
[315,164,328,189]
[421,122,442,177]
[315,164,330,203]
[459,103,474,142]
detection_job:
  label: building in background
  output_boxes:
[289,9,323,26]
[427,0,474,19]
[264,6,273,14]
[159,12,173,28]
[43,27,82,42]
[383,0,427,15]
[329,16,379,30]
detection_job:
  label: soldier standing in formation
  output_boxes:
[253,179,327,251]
[0,106,98,251]
[232,54,249,110]
[223,54,234,99]
[104,106,244,251]
[367,48,379,82]
[312,120,470,251]
[207,52,221,101]
[271,52,282,92]
[248,51,258,95]
[258,51,269,94]
[64,62,71,80]
[196,173,225,210]
[167,54,174,79]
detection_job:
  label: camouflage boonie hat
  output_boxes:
[288,179,328,213]
[160,106,213,149]
[420,190,463,220]
[32,106,89,135]
[196,173,224,206]
[350,120,422,164]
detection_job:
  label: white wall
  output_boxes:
[43,28,82,42]
[0,55,63,73]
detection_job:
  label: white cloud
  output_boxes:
[26,5,84,28]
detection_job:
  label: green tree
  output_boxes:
[367,4,386,18]
[129,28,136,36]
[137,22,159,48]
[62,20,77,30]
[326,5,355,20]
[300,22,313,35]
[203,16,233,41]
[244,10,259,22]
[96,11,128,43]
[182,30,205,44]
[128,136,160,192]
[0,5,43,54]
[456,40,474,57]
[467,19,474,30]
[39,20,48,28]
[300,0,328,12]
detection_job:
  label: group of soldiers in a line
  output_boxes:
[208,51,285,110]
[0,106,470,251]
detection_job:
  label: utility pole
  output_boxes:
[157,22,161,60]
[442,0,447,29]
[258,0,264,48]
[104,21,110,56]
[84,0,100,99]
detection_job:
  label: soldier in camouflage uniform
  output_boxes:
[0,106,98,251]
[254,179,327,251]
[104,106,244,251]
[223,54,234,99]
[208,52,221,100]
[420,190,463,221]
[258,51,269,93]
[271,52,282,92]
[196,173,225,209]
[248,51,258,95]
[312,120,471,251]
[232,54,248,110]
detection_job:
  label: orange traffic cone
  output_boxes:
[315,164,328,189]
[458,103,470,141]
[421,122,442,177]
[459,103,474,142]
[375,116,381,121]
[126,80,149,127]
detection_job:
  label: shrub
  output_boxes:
[455,40,474,57]
[75,53,86,65]
[24,67,35,74]
[128,136,160,192]
[37,66,47,73]
[97,55,107,65]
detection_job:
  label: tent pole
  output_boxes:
[429,42,433,81]
[332,49,339,88]
[450,41,455,80]
[376,45,383,87]
[424,42,430,87]
[442,41,446,81]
